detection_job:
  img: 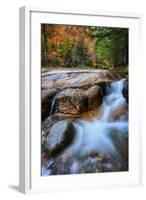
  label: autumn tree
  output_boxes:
[41,24,128,70]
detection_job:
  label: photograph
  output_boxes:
[41,24,129,176]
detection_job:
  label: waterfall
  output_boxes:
[101,79,127,122]
[50,86,66,115]
[50,95,57,115]
[69,79,128,154]
[42,79,128,175]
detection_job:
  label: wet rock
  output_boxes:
[109,131,128,163]
[100,155,125,172]
[88,86,103,109]
[42,89,57,120]
[52,70,114,89]
[41,70,115,119]
[80,157,98,173]
[110,105,128,122]
[46,120,76,157]
[122,79,128,103]
[55,85,103,116]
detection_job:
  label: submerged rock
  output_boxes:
[46,120,76,157]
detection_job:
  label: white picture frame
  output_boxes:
[19,6,142,194]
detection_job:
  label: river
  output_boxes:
[42,78,128,175]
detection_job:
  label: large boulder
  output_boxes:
[52,70,114,89]
[54,85,103,116]
[41,70,115,120]
[45,120,76,157]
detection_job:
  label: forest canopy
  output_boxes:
[41,24,128,70]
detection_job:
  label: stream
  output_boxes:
[42,78,128,175]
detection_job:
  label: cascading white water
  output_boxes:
[101,79,127,122]
[42,79,128,175]
[69,79,127,151]
[50,95,57,114]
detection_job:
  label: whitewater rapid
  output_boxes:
[42,79,128,175]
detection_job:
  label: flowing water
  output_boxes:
[42,79,128,175]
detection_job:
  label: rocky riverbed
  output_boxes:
[41,69,128,175]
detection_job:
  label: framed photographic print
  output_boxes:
[19,6,142,193]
